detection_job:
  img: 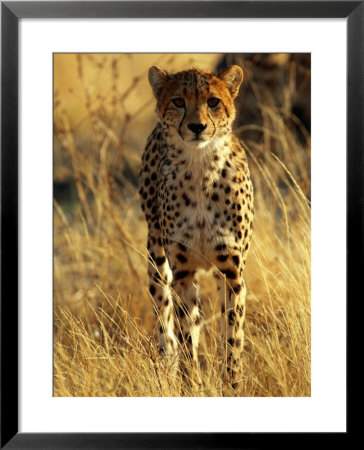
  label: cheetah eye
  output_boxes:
[172,98,185,108]
[207,97,220,108]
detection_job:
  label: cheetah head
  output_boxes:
[148,65,243,149]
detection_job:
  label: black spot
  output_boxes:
[178,242,187,252]
[144,178,150,186]
[182,193,190,206]
[236,305,244,317]
[228,338,235,346]
[228,310,236,325]
[232,285,242,294]
[155,256,166,265]
[221,169,227,178]
[232,255,240,267]
[212,193,219,201]
[221,269,237,279]
[149,285,156,296]
[152,271,162,282]
[217,254,229,262]
[216,243,226,251]
[176,253,188,263]
[178,305,186,318]
[175,270,189,280]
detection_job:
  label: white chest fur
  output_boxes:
[159,136,238,255]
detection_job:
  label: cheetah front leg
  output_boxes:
[147,233,178,361]
[214,255,247,392]
[172,272,203,388]
[169,245,203,388]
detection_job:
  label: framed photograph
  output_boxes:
[1,1,356,448]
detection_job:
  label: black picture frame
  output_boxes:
[1,1,357,448]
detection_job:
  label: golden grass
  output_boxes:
[53,54,311,397]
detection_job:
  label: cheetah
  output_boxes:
[139,65,254,390]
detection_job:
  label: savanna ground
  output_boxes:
[53,53,311,397]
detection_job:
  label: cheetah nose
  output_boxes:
[188,123,207,135]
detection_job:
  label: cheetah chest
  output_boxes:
[159,153,242,254]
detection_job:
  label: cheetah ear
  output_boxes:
[148,66,169,99]
[218,65,244,99]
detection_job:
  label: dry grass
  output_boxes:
[53,54,311,397]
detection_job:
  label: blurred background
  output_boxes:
[53,53,311,397]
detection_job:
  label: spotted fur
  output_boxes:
[139,65,254,389]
